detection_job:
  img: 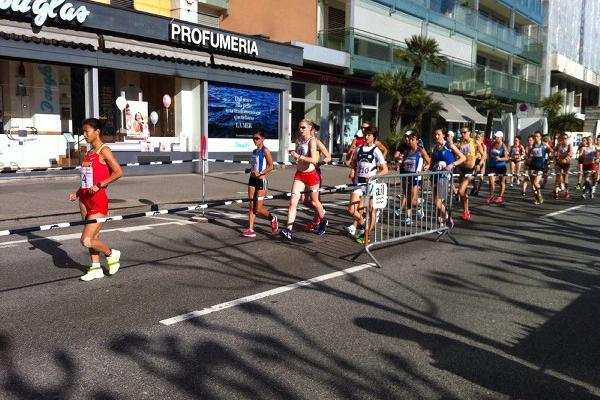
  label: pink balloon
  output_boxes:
[162,94,172,109]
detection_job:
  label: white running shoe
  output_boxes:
[107,249,121,275]
[81,266,104,281]
[344,225,357,236]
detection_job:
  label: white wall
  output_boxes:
[354,3,422,42]
[353,2,474,64]
[0,134,68,168]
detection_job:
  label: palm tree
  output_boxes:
[480,96,503,138]
[372,69,422,133]
[409,91,447,132]
[394,34,447,79]
[541,92,564,120]
[548,113,583,138]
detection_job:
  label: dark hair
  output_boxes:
[363,126,377,137]
[254,130,265,138]
[82,118,103,132]
[533,130,542,135]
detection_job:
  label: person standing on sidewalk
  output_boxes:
[68,118,123,281]
[280,118,328,240]
[242,131,278,237]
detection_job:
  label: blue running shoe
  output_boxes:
[316,218,328,236]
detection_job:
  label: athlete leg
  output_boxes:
[348,192,364,226]
[498,175,506,197]
[308,184,326,220]
[247,185,257,231]
[80,214,111,264]
[285,179,305,229]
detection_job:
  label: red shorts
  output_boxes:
[583,164,597,172]
[80,189,109,218]
[294,170,321,187]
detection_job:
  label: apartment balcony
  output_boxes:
[318,28,541,103]
[496,0,544,25]
[367,0,542,64]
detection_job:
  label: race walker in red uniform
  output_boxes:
[69,118,124,281]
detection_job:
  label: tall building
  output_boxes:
[0,0,300,168]
[543,0,600,134]
[221,0,544,152]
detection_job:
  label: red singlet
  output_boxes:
[79,144,111,218]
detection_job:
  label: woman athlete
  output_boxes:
[280,118,328,240]
[553,132,572,200]
[68,118,123,281]
[242,131,278,237]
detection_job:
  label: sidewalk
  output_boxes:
[0,165,352,228]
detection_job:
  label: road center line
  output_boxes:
[159,262,376,326]
[542,205,584,218]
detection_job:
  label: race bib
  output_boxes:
[402,159,416,172]
[357,163,373,178]
[80,165,93,189]
[531,147,543,157]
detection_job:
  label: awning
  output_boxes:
[0,20,97,50]
[212,54,293,77]
[430,92,487,124]
[100,35,211,65]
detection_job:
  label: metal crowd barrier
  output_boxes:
[362,171,457,268]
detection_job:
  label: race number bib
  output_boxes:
[402,159,416,172]
[80,166,93,189]
[357,163,373,178]
[531,147,543,158]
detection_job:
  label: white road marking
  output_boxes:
[543,205,584,218]
[0,221,191,248]
[159,262,376,326]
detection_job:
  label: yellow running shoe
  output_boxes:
[81,266,104,281]
[107,249,121,275]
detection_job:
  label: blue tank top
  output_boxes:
[402,149,423,173]
[432,145,455,171]
[530,144,546,169]
[250,147,267,173]
[489,145,506,167]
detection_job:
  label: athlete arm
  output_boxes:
[545,143,555,156]
[419,147,431,171]
[258,148,275,177]
[99,147,123,188]
[376,141,389,159]
[450,144,466,168]
[375,150,388,176]
[500,145,510,161]
[317,140,332,164]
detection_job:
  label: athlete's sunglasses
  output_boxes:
[252,137,262,141]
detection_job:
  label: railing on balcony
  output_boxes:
[317,28,541,103]
[368,0,542,64]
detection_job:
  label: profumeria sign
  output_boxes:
[0,0,90,27]
[170,22,258,57]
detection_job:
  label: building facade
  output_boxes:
[221,0,544,152]
[0,0,301,169]
[543,0,600,137]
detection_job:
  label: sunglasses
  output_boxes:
[460,130,468,134]
[299,126,309,130]
[252,137,262,141]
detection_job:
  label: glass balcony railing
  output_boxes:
[317,28,541,103]
[368,0,542,64]
[497,0,544,25]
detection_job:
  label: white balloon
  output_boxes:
[150,111,159,125]
[115,96,127,111]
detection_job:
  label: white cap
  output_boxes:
[355,129,363,138]
[494,131,504,138]
[447,130,455,137]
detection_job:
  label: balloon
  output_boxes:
[150,111,158,125]
[162,94,172,109]
[115,96,127,111]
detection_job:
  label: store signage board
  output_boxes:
[0,0,90,27]
[170,23,258,57]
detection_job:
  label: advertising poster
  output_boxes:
[208,84,279,140]
[124,100,149,139]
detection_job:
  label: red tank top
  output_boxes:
[80,144,110,193]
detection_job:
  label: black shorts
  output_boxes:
[488,166,507,176]
[457,165,475,178]
[248,176,267,191]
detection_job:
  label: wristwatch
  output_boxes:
[96,182,103,189]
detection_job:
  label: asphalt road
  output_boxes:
[0,167,599,399]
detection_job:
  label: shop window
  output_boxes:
[291,82,321,101]
[290,101,320,143]
[329,86,342,103]
[362,91,377,106]
[345,89,361,105]
[208,83,280,140]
